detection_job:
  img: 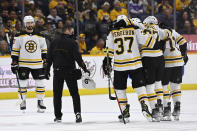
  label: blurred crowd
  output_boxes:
[0,0,197,56]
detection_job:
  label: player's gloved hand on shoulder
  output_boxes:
[11,61,18,74]
[183,55,188,65]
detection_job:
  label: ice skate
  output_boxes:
[152,104,160,122]
[161,102,171,121]
[118,104,130,123]
[54,117,62,123]
[75,112,82,123]
[37,100,46,113]
[172,101,180,121]
[140,100,152,122]
[20,100,26,113]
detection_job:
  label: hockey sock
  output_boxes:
[155,81,163,102]
[115,89,128,111]
[135,86,149,104]
[146,84,157,109]
[18,87,27,100]
[169,82,181,104]
[163,85,170,107]
[36,87,45,100]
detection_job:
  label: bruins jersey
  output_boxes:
[11,32,47,69]
[106,27,156,71]
[139,24,168,57]
[163,29,185,68]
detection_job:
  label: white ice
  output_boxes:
[0,90,197,131]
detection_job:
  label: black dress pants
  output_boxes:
[53,68,81,118]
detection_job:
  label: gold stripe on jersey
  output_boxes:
[165,59,184,64]
[143,34,151,47]
[18,34,28,37]
[114,61,142,67]
[19,62,42,65]
[140,49,162,54]
[11,52,19,55]
[164,55,182,59]
[114,56,141,62]
[172,94,181,98]
[12,48,20,51]
[19,58,42,61]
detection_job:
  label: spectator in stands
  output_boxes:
[79,33,88,54]
[41,19,56,43]
[97,2,110,22]
[158,8,174,28]
[55,20,64,37]
[192,11,197,33]
[90,38,105,55]
[0,16,3,28]
[12,20,23,36]
[34,9,45,23]
[143,0,158,15]
[35,18,45,33]
[1,9,9,24]
[86,33,99,51]
[176,0,191,12]
[177,10,194,32]
[0,40,10,56]
[34,0,49,16]
[157,0,172,14]
[98,13,111,40]
[9,10,17,27]
[110,0,128,21]
[0,28,6,41]
[179,20,195,34]
[128,0,144,19]
[47,8,62,28]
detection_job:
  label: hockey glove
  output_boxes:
[102,57,112,76]
[83,68,90,76]
[45,71,50,80]
[11,61,18,74]
[183,55,188,65]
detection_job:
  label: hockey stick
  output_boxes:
[109,76,126,124]
[106,47,116,100]
[106,47,126,124]
[15,71,23,105]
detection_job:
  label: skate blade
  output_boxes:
[54,120,62,123]
[21,110,26,113]
[119,118,130,123]
[37,108,45,113]
[152,118,160,122]
[161,116,171,121]
[173,116,179,121]
[142,111,152,122]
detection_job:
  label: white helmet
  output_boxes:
[143,16,158,25]
[82,73,96,90]
[23,15,35,27]
[116,15,131,26]
[131,18,141,23]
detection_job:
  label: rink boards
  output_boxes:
[0,54,197,99]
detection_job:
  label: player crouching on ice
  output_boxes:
[11,16,47,113]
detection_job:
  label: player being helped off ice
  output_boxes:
[11,15,47,113]
[102,15,160,123]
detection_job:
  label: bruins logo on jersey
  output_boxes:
[25,40,37,53]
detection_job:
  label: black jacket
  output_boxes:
[47,34,86,71]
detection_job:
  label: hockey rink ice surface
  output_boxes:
[0,90,197,131]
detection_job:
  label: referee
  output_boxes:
[46,25,90,123]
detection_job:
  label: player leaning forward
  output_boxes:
[11,16,47,112]
[103,15,159,122]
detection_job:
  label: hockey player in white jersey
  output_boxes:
[160,24,188,121]
[11,16,47,113]
[140,16,170,121]
[102,15,158,123]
